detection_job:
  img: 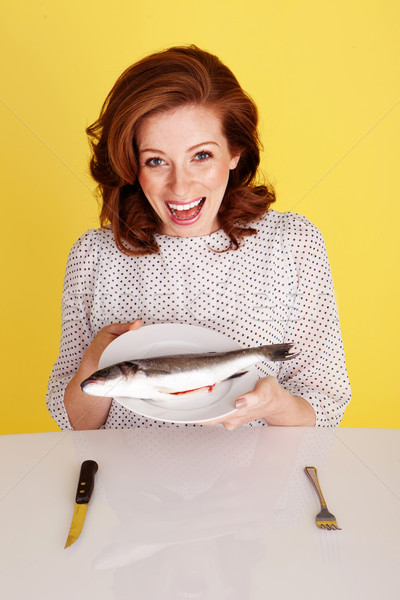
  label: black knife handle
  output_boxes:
[75,460,98,504]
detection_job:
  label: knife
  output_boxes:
[65,460,98,548]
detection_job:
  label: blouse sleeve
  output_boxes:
[46,230,99,430]
[277,214,351,426]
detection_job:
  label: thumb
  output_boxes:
[235,377,276,409]
[105,320,142,336]
[127,319,142,331]
[235,387,261,410]
[235,396,247,409]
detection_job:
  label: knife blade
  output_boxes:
[65,460,98,548]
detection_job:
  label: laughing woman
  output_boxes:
[46,45,351,430]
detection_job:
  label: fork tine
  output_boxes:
[316,522,341,530]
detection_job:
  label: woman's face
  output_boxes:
[136,104,240,237]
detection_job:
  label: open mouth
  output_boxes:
[166,197,206,225]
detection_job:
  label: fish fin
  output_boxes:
[225,371,248,381]
[261,343,300,361]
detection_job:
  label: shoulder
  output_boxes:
[254,209,322,235]
[253,210,326,252]
[64,228,117,282]
[67,227,115,260]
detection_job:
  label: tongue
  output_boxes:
[176,206,199,219]
[171,199,204,220]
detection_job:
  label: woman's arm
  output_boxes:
[46,231,99,430]
[202,214,350,430]
[46,229,142,430]
[277,214,351,426]
[64,321,142,430]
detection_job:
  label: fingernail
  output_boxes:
[236,398,247,409]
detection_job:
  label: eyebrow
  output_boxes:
[139,141,220,154]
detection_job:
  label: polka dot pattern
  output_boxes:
[46,210,351,429]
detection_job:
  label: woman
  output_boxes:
[46,45,351,430]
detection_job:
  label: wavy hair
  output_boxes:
[86,45,276,255]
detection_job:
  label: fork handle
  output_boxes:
[304,466,327,508]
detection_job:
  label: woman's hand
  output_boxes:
[200,376,316,430]
[65,320,142,430]
[79,320,143,376]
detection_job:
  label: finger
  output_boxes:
[234,378,275,410]
[235,391,260,410]
[105,321,142,336]
[222,421,239,431]
[195,419,222,427]
[235,397,247,409]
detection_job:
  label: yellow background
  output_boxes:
[1,1,399,433]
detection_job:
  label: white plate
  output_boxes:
[98,324,257,423]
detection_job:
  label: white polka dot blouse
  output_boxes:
[46,210,351,429]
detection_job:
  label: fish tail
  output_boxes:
[260,343,300,362]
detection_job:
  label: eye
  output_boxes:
[144,157,165,167]
[194,150,213,161]
[95,368,109,378]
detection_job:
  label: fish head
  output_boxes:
[80,363,140,397]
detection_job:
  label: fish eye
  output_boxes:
[96,368,109,378]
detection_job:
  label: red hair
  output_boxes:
[86,45,276,255]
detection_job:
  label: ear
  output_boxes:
[229,154,240,170]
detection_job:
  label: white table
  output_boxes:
[0,427,399,599]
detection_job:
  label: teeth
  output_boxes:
[168,198,203,211]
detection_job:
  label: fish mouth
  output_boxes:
[165,197,206,225]
[80,375,107,394]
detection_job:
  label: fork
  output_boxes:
[304,466,342,530]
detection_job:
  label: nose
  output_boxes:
[168,165,192,197]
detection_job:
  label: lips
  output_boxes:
[165,197,206,225]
